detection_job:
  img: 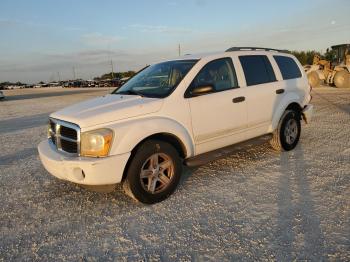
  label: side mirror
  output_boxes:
[191,84,215,97]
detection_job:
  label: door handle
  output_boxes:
[232,96,245,103]
[276,89,285,94]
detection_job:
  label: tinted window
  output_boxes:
[274,55,302,80]
[239,55,276,86]
[189,58,238,95]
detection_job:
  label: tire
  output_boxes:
[123,139,182,204]
[334,70,350,88]
[307,71,321,88]
[270,110,301,151]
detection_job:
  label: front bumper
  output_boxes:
[302,104,314,124]
[38,140,130,185]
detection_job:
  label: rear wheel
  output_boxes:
[307,71,321,88]
[270,110,301,151]
[123,139,182,204]
[334,70,350,88]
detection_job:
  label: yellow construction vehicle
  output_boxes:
[305,44,350,88]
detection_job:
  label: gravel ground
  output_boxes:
[0,87,349,261]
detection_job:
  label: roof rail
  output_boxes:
[225,47,290,53]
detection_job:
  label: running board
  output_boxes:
[184,134,272,167]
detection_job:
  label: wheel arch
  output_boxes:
[133,132,188,158]
[286,102,302,115]
[270,99,303,132]
[106,117,195,181]
[121,132,188,182]
[108,117,195,157]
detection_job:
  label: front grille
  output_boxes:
[61,139,78,153]
[60,126,78,140]
[48,118,80,155]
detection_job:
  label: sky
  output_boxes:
[0,0,349,83]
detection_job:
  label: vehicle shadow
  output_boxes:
[2,89,105,101]
[44,175,139,208]
[313,90,350,115]
[177,137,272,189]
[0,113,49,134]
[0,147,37,166]
[274,144,326,260]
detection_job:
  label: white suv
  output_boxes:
[38,47,313,204]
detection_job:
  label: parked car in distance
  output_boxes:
[38,47,313,204]
[0,90,5,100]
[119,77,130,86]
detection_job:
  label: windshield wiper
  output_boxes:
[116,89,145,97]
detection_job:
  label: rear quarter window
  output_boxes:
[274,55,302,80]
[239,55,276,86]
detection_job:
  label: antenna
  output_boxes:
[178,44,181,56]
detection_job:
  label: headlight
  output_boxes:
[80,129,113,157]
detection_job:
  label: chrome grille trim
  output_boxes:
[48,118,80,156]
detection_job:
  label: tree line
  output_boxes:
[94,71,136,81]
[291,49,336,65]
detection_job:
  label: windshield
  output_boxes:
[113,60,198,98]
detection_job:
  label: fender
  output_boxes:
[269,93,302,132]
[105,116,195,158]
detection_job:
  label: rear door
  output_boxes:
[239,55,280,137]
[273,54,304,97]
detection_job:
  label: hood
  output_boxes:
[50,94,163,128]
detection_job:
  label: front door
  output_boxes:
[186,58,247,155]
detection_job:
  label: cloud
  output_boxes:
[81,33,125,46]
[129,24,192,34]
[0,47,157,82]
[194,0,208,6]
[46,49,124,60]
[63,26,83,32]
[167,1,178,6]
[0,19,83,33]
[0,19,22,28]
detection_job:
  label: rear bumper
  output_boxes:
[38,140,130,185]
[302,104,314,124]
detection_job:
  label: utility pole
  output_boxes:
[178,44,181,57]
[57,72,61,82]
[110,60,114,79]
[49,72,54,83]
[72,66,76,80]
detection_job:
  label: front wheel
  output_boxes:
[270,110,301,151]
[123,139,182,204]
[334,70,350,88]
[307,71,321,88]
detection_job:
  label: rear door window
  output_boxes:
[274,55,302,80]
[239,55,276,86]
